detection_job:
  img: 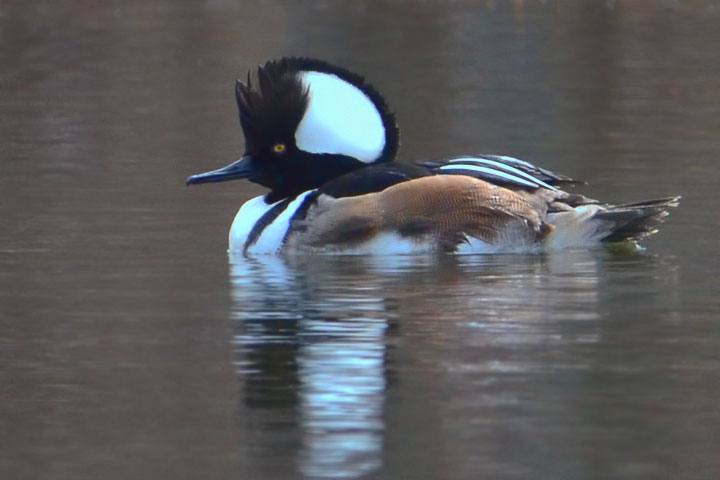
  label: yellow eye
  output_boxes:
[273,143,286,153]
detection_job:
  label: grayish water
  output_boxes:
[2,1,720,479]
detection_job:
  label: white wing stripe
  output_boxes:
[447,157,557,190]
[438,165,540,188]
[496,155,539,170]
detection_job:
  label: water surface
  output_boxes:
[2,1,719,479]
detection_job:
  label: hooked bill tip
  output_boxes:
[186,174,202,186]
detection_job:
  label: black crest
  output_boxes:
[235,61,308,153]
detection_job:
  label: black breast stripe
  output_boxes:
[280,190,320,248]
[243,198,292,253]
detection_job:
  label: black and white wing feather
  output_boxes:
[417,155,579,191]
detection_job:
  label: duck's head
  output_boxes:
[186,57,399,202]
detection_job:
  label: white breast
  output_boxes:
[228,195,278,252]
[228,191,318,254]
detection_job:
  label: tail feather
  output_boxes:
[595,196,681,242]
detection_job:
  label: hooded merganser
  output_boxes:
[187,57,679,255]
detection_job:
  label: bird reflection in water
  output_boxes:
[229,253,393,479]
[227,249,674,479]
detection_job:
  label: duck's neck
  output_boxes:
[265,152,377,203]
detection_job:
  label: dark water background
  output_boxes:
[2,1,720,479]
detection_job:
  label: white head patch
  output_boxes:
[295,71,386,163]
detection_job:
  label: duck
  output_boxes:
[186,57,679,255]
